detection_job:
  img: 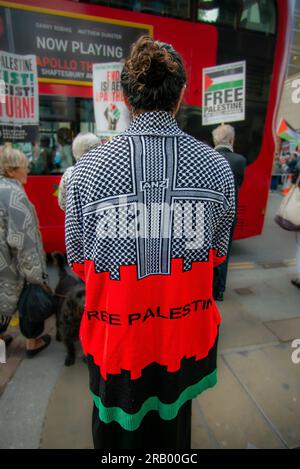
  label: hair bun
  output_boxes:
[127,37,179,91]
[121,35,186,113]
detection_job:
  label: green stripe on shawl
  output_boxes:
[91,368,217,431]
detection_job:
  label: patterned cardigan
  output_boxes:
[58,166,74,211]
[0,176,46,317]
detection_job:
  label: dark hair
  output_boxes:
[57,127,72,145]
[121,36,186,113]
[40,136,50,147]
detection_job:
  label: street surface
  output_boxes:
[0,191,299,449]
[231,192,294,265]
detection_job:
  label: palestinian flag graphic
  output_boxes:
[110,103,121,120]
[277,118,300,144]
[53,183,59,198]
[83,256,220,431]
[204,64,244,92]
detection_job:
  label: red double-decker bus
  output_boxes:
[0,0,292,252]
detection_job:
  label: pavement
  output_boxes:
[0,192,300,449]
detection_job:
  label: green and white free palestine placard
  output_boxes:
[202,60,246,126]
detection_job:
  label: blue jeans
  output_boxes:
[271,175,281,191]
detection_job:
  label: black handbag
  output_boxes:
[18,283,55,323]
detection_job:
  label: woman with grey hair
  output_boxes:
[0,147,51,356]
[58,132,100,211]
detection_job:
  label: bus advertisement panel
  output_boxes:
[0,3,151,85]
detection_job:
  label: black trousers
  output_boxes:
[0,316,11,334]
[92,400,192,450]
[213,222,235,296]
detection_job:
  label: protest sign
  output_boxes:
[0,51,39,143]
[93,62,129,137]
[202,61,246,126]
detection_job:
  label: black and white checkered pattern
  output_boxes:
[176,137,233,198]
[76,139,134,205]
[65,111,235,280]
[123,111,184,137]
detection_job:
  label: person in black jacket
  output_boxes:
[212,124,247,301]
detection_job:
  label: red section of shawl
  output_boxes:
[72,263,85,281]
[76,250,225,379]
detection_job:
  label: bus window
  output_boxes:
[132,0,190,18]
[197,0,238,27]
[177,103,258,165]
[197,0,276,34]
[79,1,137,11]
[80,0,191,19]
[18,96,96,175]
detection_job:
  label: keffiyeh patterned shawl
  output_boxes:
[66,111,235,431]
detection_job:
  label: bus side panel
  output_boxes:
[234,1,290,240]
[24,176,66,253]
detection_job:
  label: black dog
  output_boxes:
[60,283,85,366]
[52,252,85,366]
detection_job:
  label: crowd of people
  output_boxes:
[271,149,300,289]
[8,127,85,176]
[282,154,300,289]
[0,35,298,450]
[271,150,300,192]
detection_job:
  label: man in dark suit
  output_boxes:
[212,124,247,301]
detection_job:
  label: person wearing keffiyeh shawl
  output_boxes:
[66,36,235,449]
